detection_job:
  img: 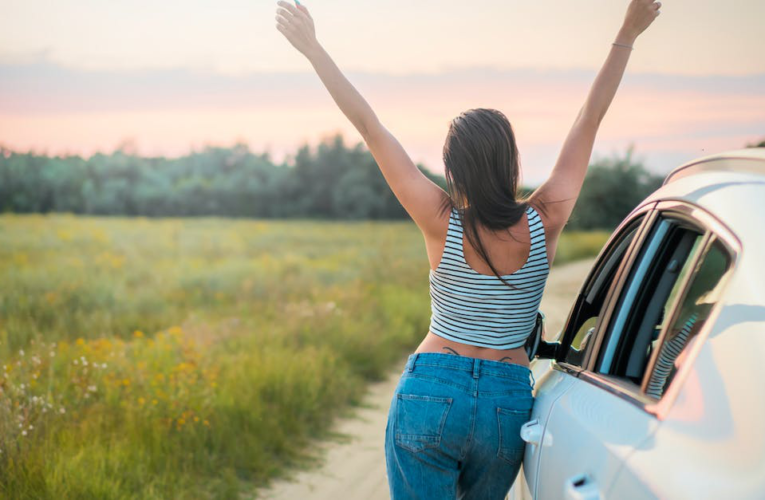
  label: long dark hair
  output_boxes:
[436,108,547,289]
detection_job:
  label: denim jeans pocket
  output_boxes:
[496,407,532,464]
[394,393,453,453]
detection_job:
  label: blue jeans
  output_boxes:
[385,352,536,499]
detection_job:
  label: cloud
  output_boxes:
[0,61,763,184]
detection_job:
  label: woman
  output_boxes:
[275,1,660,498]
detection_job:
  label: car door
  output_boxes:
[606,201,739,499]
[513,202,655,500]
[532,203,724,500]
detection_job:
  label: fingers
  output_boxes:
[297,4,312,20]
[277,0,305,21]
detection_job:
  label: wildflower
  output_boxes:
[152,399,158,405]
[50,351,55,357]
[88,385,97,392]
[122,379,130,386]
[203,420,210,426]
[178,418,186,425]
[138,397,145,405]
[76,338,85,346]
[102,363,108,369]
[133,330,144,338]
[59,407,66,414]
[19,349,24,357]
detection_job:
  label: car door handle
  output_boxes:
[564,473,601,500]
[520,418,552,446]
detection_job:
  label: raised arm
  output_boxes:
[531,0,661,230]
[275,0,448,237]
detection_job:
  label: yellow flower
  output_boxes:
[177,418,185,425]
[76,338,85,346]
[138,397,146,405]
[203,420,210,427]
[133,330,144,338]
[122,378,130,386]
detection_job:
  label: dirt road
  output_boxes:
[258,258,596,500]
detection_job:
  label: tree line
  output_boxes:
[1,134,761,229]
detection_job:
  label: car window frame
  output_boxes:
[597,218,710,378]
[552,201,657,376]
[564,199,740,420]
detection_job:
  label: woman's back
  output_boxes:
[428,202,550,350]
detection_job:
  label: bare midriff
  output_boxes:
[415,330,530,368]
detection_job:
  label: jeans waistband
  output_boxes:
[405,352,535,388]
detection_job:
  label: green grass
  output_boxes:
[0,214,609,499]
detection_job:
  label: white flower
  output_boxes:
[73,359,79,365]
[28,425,33,430]
[19,349,24,357]
[50,351,55,357]
[21,430,27,436]
[59,407,66,414]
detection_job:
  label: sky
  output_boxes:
[1,0,764,185]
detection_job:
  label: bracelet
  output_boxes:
[612,42,634,50]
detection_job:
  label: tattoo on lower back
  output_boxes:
[499,356,515,363]
[442,347,461,356]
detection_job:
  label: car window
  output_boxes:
[561,215,645,367]
[643,238,732,399]
[595,215,706,385]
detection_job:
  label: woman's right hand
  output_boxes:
[620,0,661,42]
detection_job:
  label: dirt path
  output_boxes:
[257,258,596,500]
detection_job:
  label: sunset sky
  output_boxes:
[1,0,764,185]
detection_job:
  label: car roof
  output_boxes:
[662,147,765,186]
[642,148,765,242]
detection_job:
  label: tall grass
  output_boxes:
[0,214,608,498]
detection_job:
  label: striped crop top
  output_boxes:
[428,204,550,349]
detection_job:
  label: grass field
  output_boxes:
[0,214,609,499]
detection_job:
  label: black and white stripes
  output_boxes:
[645,312,699,399]
[428,205,550,349]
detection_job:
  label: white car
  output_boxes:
[514,147,765,500]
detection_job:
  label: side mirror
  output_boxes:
[525,311,562,361]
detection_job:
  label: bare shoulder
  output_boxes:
[526,193,567,238]
[421,195,454,271]
[526,193,567,265]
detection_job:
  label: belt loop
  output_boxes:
[529,370,536,390]
[472,358,480,379]
[408,353,419,372]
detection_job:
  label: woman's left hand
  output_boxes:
[275,0,320,59]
